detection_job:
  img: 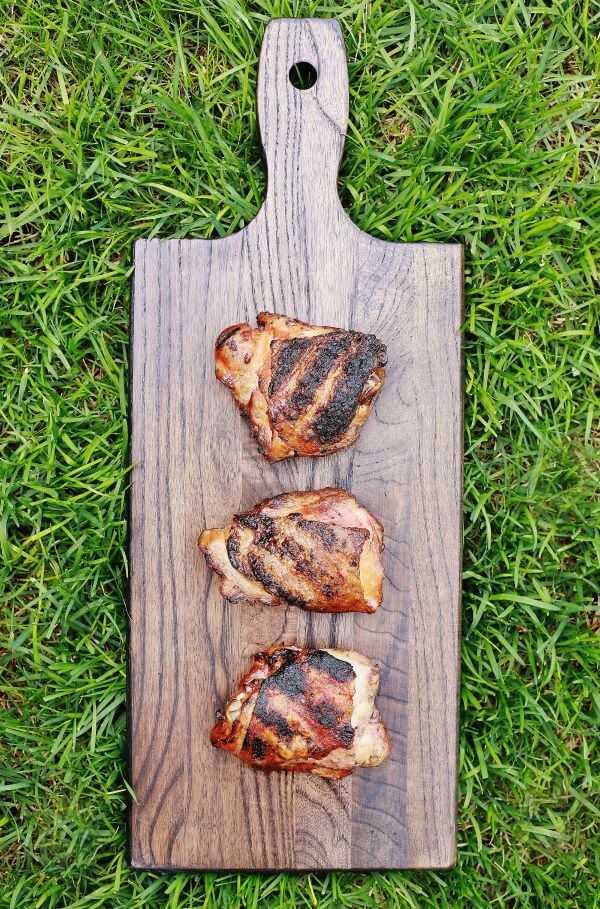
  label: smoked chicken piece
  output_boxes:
[211,645,390,778]
[215,311,387,460]
[199,488,384,614]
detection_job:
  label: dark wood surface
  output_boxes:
[129,17,463,871]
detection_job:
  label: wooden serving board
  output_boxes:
[129,17,463,871]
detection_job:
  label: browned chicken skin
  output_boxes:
[215,312,387,460]
[211,645,391,778]
[199,488,384,614]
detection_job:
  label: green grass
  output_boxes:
[1,0,598,906]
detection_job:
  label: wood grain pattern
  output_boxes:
[129,17,463,870]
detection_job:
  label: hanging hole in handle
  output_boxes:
[289,61,317,90]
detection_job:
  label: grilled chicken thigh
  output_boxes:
[211,645,390,778]
[199,488,384,614]
[215,312,387,460]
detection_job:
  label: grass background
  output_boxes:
[1,0,598,905]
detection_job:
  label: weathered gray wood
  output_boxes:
[129,17,463,870]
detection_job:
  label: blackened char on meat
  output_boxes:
[214,312,387,460]
[199,488,384,615]
[210,645,391,778]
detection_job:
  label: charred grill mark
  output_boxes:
[249,520,349,599]
[233,518,341,607]
[205,490,380,615]
[211,647,368,775]
[309,335,387,443]
[297,520,337,548]
[247,552,308,609]
[371,337,388,368]
[202,550,221,573]
[278,535,305,563]
[261,532,316,577]
[357,333,387,369]
[291,558,324,585]
[251,737,266,760]
[311,702,341,729]
[261,647,298,672]
[253,655,355,754]
[268,660,308,699]
[258,535,288,559]
[297,519,367,569]
[275,333,351,416]
[216,325,242,348]
[209,645,388,780]
[236,513,274,532]
[306,649,355,683]
[268,337,312,396]
[225,534,243,572]
[215,312,387,460]
[254,694,293,741]
[337,724,355,746]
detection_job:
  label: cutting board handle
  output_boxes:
[257,18,349,217]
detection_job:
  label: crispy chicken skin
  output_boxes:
[199,488,384,614]
[215,312,387,460]
[211,645,391,778]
